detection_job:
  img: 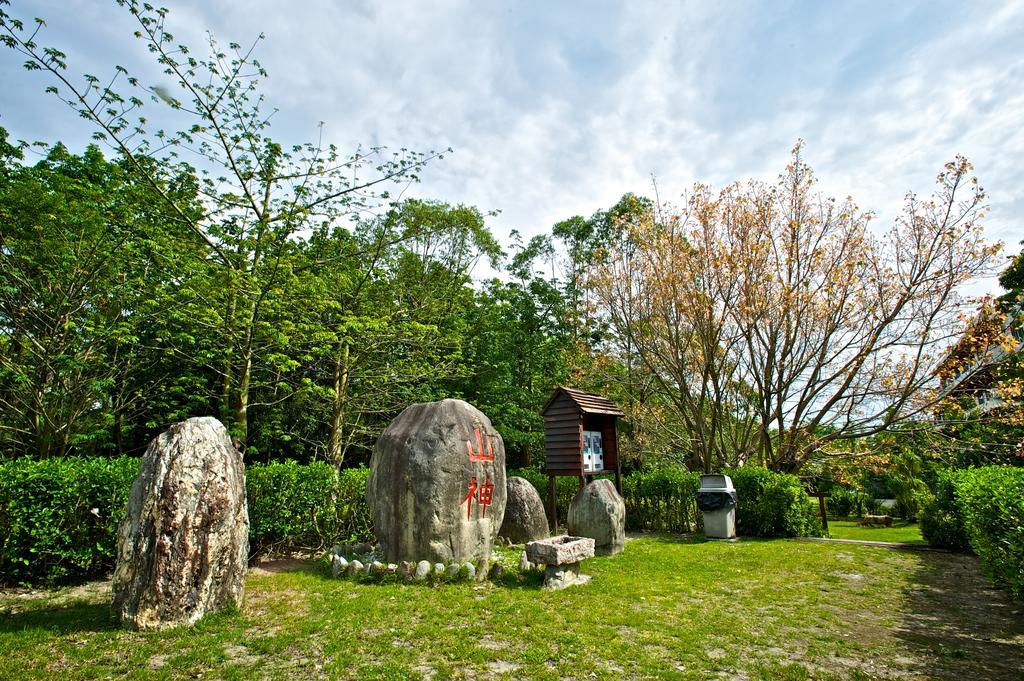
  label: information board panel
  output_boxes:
[583,430,604,472]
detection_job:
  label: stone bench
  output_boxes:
[525,535,595,590]
[861,514,893,527]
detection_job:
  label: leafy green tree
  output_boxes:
[997,244,1024,309]
[0,132,204,457]
[1,1,442,446]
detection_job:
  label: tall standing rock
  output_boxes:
[367,399,506,563]
[112,417,249,630]
[499,476,550,544]
[568,479,625,556]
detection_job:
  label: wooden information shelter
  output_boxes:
[541,387,624,530]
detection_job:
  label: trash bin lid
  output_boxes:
[699,474,734,492]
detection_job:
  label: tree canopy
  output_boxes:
[0,2,1015,477]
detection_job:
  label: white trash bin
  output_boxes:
[696,474,737,540]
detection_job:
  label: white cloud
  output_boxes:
[1,0,1020,289]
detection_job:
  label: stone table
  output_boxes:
[525,535,595,590]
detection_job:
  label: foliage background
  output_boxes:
[1,459,823,586]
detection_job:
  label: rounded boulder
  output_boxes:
[498,476,550,544]
[567,479,625,556]
[367,399,506,563]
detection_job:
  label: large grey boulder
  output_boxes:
[367,399,506,563]
[567,479,625,556]
[112,417,248,630]
[498,476,550,544]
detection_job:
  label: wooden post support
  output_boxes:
[613,420,622,494]
[548,474,558,533]
[816,493,829,534]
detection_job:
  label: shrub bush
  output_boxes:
[335,467,374,543]
[0,457,373,586]
[0,456,139,585]
[2,458,825,586]
[508,467,581,525]
[919,470,971,551]
[826,487,876,518]
[247,461,373,555]
[953,467,1024,599]
[510,467,702,533]
[514,465,819,537]
[622,467,701,533]
[726,467,823,538]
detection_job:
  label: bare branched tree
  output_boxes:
[590,144,1001,472]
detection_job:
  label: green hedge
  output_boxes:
[920,467,1024,599]
[621,467,701,533]
[0,457,373,586]
[953,467,1024,599]
[513,466,820,538]
[725,467,823,538]
[826,487,878,518]
[247,461,372,556]
[2,457,823,586]
[919,470,971,551]
[508,467,584,526]
[0,457,138,585]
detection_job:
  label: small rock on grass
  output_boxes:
[416,560,431,580]
[434,563,446,576]
[348,560,364,577]
[446,563,460,578]
[464,562,477,580]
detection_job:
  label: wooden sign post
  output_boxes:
[540,387,624,532]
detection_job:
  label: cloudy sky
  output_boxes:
[2,0,1022,291]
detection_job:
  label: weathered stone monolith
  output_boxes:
[567,479,625,556]
[499,476,550,544]
[112,417,248,629]
[367,399,506,563]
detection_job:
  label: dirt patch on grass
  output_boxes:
[0,579,110,613]
[250,557,318,575]
[894,552,1024,680]
[411,663,436,680]
[767,547,1024,680]
[486,660,521,676]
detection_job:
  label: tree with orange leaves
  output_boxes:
[589,144,1001,473]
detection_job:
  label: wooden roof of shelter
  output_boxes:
[541,386,624,417]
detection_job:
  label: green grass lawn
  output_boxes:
[2,535,1021,680]
[827,519,927,545]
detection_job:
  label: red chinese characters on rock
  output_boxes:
[466,428,495,462]
[463,427,496,519]
[464,475,494,519]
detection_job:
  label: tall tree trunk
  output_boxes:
[327,341,350,465]
[220,293,237,424]
[235,349,252,445]
[113,401,123,456]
